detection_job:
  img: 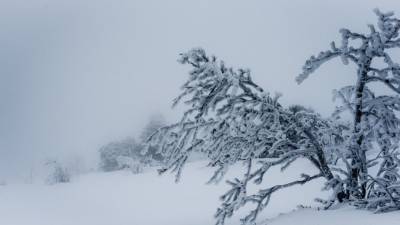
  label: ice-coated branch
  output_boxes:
[239,173,323,225]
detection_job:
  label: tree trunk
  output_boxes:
[351,55,371,198]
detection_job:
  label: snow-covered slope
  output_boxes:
[0,160,398,225]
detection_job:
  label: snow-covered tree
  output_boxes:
[149,9,400,224]
[148,48,347,224]
[99,137,139,171]
[99,116,167,172]
[45,160,70,185]
[298,9,400,212]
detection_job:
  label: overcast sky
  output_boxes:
[1,0,400,180]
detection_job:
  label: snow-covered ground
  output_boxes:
[0,160,399,225]
[266,207,400,225]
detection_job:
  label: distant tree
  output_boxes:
[45,160,70,185]
[98,115,167,172]
[98,137,138,172]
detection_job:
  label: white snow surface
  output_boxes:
[0,160,399,225]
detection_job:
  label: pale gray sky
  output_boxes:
[1,0,400,179]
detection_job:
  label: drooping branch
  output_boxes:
[239,173,323,225]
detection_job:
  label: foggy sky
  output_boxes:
[1,0,400,180]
